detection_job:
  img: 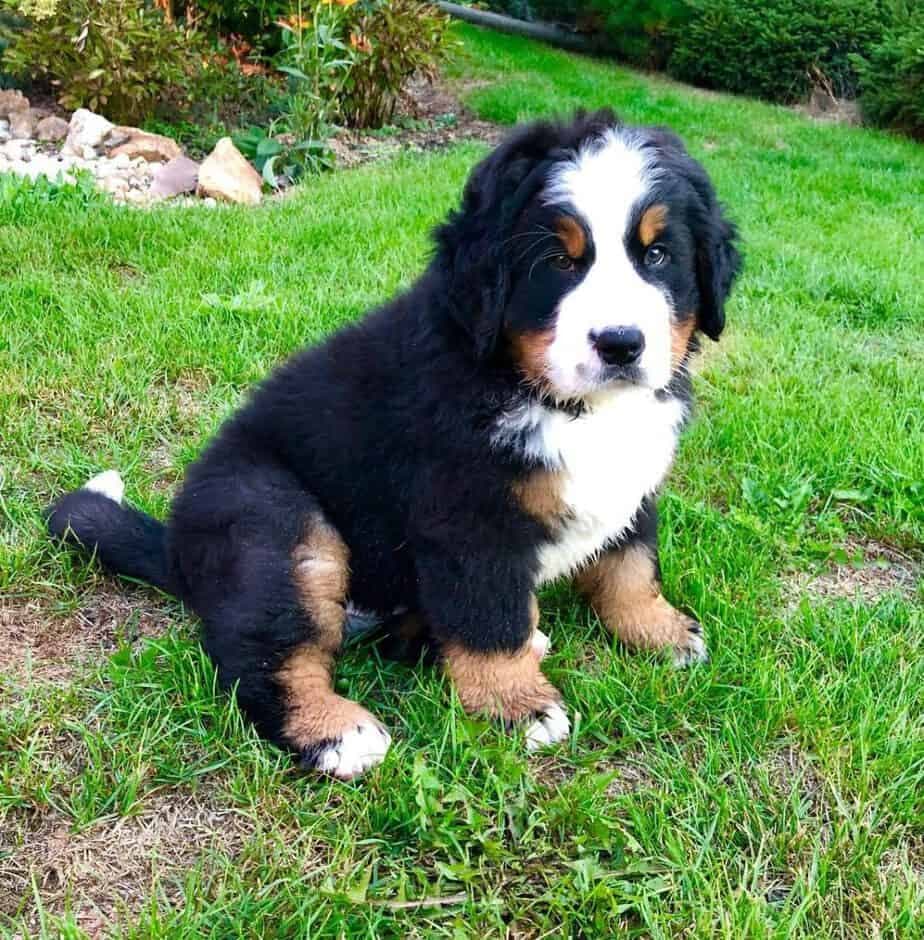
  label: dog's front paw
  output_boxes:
[300,719,392,780]
[672,618,708,668]
[525,703,570,751]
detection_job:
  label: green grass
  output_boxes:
[2,24,923,937]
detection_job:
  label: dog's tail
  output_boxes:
[46,470,178,596]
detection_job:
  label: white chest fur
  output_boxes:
[497,388,686,584]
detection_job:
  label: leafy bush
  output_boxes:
[853,4,924,139]
[668,0,893,103]
[338,0,453,129]
[177,0,289,42]
[2,0,198,123]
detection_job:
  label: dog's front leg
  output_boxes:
[576,502,707,667]
[414,544,569,751]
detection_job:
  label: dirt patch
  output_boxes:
[0,586,179,692]
[0,787,259,935]
[878,835,924,891]
[765,743,829,821]
[794,84,862,126]
[327,76,502,170]
[600,756,658,798]
[789,538,920,607]
[756,743,833,905]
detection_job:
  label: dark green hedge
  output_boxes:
[666,0,893,102]
[853,4,924,139]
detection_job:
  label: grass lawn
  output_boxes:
[2,23,923,938]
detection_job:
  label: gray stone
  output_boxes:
[35,115,69,143]
[9,109,35,140]
[0,119,10,142]
[64,108,114,155]
[149,155,199,199]
[0,89,30,120]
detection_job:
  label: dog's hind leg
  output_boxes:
[175,463,391,778]
[275,517,391,777]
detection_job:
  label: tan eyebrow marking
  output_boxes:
[639,203,668,247]
[555,215,587,259]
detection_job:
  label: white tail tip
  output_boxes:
[83,470,124,505]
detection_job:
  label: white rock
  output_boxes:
[4,139,32,162]
[0,119,10,142]
[99,176,129,195]
[65,108,114,155]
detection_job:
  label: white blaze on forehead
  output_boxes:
[543,129,674,395]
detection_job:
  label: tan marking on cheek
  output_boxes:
[511,469,568,526]
[291,516,350,652]
[639,204,668,247]
[670,316,697,370]
[555,215,586,259]
[576,544,693,650]
[442,641,560,723]
[509,328,555,389]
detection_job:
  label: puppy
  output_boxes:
[48,110,740,779]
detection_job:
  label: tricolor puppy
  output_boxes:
[48,111,740,779]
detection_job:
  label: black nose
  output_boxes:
[591,327,645,366]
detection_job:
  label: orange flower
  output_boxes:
[276,15,310,30]
[350,31,372,52]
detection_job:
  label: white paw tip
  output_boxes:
[315,721,391,780]
[672,628,708,668]
[531,628,551,660]
[525,703,570,751]
[83,470,124,505]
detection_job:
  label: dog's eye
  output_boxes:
[644,245,669,267]
[551,254,575,271]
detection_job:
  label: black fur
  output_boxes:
[46,111,740,757]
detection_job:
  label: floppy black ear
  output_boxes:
[434,111,618,360]
[696,209,740,341]
[644,130,741,342]
[682,158,741,341]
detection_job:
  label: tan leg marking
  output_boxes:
[291,517,350,653]
[277,647,376,745]
[638,203,668,247]
[279,517,391,775]
[442,640,560,723]
[577,544,706,665]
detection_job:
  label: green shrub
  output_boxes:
[339,0,453,129]
[2,0,197,123]
[853,4,924,139]
[178,0,289,42]
[668,0,893,103]
[587,0,688,68]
